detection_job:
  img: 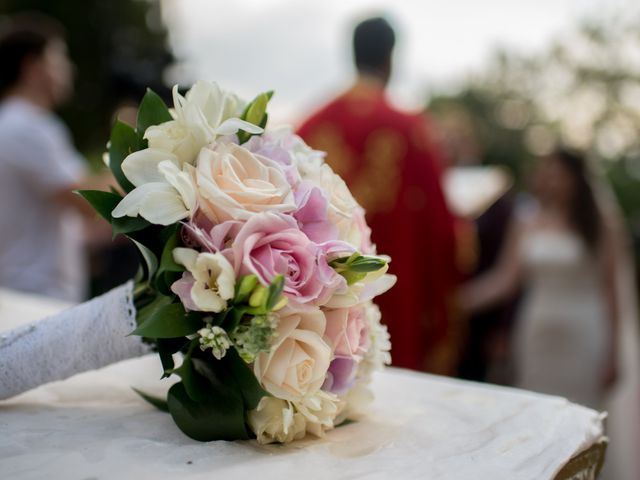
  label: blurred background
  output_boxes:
[1,1,639,475]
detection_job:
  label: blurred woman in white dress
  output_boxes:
[462,149,618,407]
[461,148,640,478]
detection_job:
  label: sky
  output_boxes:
[160,0,637,125]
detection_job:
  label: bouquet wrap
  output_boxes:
[0,282,149,400]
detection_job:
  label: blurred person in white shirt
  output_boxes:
[0,13,110,302]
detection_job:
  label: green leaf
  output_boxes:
[266,274,285,311]
[130,238,159,279]
[136,293,172,326]
[155,224,185,295]
[223,348,267,410]
[76,189,151,237]
[156,337,190,378]
[131,303,204,338]
[238,91,273,143]
[137,88,173,137]
[109,120,142,192]
[112,216,150,238]
[172,351,208,402]
[222,305,247,331]
[132,387,169,413]
[76,190,118,221]
[167,381,249,441]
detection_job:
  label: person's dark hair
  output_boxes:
[552,148,602,250]
[352,17,395,73]
[0,13,65,97]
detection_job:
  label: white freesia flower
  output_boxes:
[143,81,262,166]
[247,397,307,444]
[293,390,340,437]
[172,248,236,312]
[325,272,397,309]
[112,160,196,225]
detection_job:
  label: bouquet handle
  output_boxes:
[0,282,150,400]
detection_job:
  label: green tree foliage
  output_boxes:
[0,0,172,159]
[428,12,640,240]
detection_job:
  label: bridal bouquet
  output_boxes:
[79,81,395,444]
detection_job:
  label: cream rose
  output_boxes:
[254,307,331,402]
[195,143,296,223]
[247,397,306,444]
[300,162,361,242]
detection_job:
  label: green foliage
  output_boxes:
[130,238,159,280]
[167,380,249,441]
[154,225,185,296]
[137,88,173,139]
[132,388,169,413]
[164,347,267,441]
[76,190,150,237]
[220,348,267,410]
[131,303,203,338]
[330,253,388,285]
[237,91,273,143]
[108,121,141,192]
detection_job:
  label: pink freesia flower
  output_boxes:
[245,132,301,186]
[324,305,370,361]
[292,181,337,243]
[232,212,345,306]
[170,272,199,311]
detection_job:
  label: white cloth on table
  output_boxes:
[0,97,87,302]
[0,289,604,480]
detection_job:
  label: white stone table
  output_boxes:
[0,289,606,480]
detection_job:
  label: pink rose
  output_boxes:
[232,212,345,305]
[324,305,370,360]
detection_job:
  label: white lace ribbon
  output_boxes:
[0,281,150,400]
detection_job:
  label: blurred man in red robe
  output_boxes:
[298,17,462,374]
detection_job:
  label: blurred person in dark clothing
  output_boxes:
[0,13,110,302]
[298,17,462,374]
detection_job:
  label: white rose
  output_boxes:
[360,302,392,376]
[254,307,331,402]
[247,396,306,444]
[293,390,340,438]
[171,248,235,312]
[195,143,296,223]
[334,380,374,426]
